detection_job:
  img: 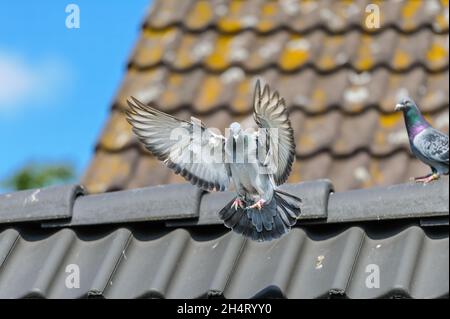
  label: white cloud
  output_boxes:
[0,50,73,114]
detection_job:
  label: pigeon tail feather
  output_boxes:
[219,191,301,242]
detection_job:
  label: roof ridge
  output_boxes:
[1,179,448,227]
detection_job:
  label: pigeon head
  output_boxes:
[395,97,417,112]
[230,122,242,140]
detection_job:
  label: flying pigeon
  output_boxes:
[395,97,449,184]
[126,81,301,241]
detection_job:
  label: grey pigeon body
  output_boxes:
[395,97,449,182]
[127,81,301,241]
[412,128,449,175]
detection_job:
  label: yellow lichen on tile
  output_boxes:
[393,50,411,69]
[174,36,196,68]
[379,113,402,128]
[299,135,316,150]
[186,0,213,29]
[217,1,244,32]
[402,0,422,18]
[160,74,183,106]
[424,114,434,124]
[205,35,233,70]
[288,160,301,183]
[401,0,422,29]
[355,35,375,70]
[318,36,343,69]
[437,0,449,27]
[100,113,133,150]
[427,43,448,63]
[232,79,251,112]
[434,13,449,31]
[136,28,177,65]
[279,36,311,70]
[136,42,163,65]
[83,152,133,193]
[369,161,384,186]
[318,56,336,70]
[258,2,278,32]
[142,28,177,43]
[311,88,327,109]
[195,76,222,110]
[262,2,277,15]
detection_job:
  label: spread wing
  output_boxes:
[414,128,449,164]
[253,81,296,185]
[126,97,231,191]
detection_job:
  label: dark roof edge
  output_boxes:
[326,178,449,224]
[0,178,448,227]
[0,184,84,224]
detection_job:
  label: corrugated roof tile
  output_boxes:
[83,149,139,193]
[125,155,171,189]
[147,0,195,29]
[146,0,449,33]
[85,0,449,193]
[129,28,448,72]
[116,67,168,108]
[98,111,136,151]
[0,223,446,299]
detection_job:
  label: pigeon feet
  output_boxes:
[248,199,266,210]
[231,198,244,210]
[412,173,440,184]
[410,174,432,182]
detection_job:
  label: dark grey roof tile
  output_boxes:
[279,179,333,219]
[327,178,449,223]
[0,223,447,299]
[84,228,132,297]
[286,227,365,298]
[346,225,448,298]
[44,184,203,227]
[223,229,307,298]
[0,228,19,269]
[0,228,75,298]
[163,232,245,298]
[409,232,449,298]
[105,229,246,298]
[104,228,192,298]
[0,185,84,224]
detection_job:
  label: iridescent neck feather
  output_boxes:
[403,106,429,139]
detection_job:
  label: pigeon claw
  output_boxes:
[231,198,244,211]
[423,173,440,184]
[248,199,266,210]
[413,173,440,184]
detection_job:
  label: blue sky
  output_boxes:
[0,1,150,187]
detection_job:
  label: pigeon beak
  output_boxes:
[395,103,405,111]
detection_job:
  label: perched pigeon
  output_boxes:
[395,97,449,183]
[126,81,301,241]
